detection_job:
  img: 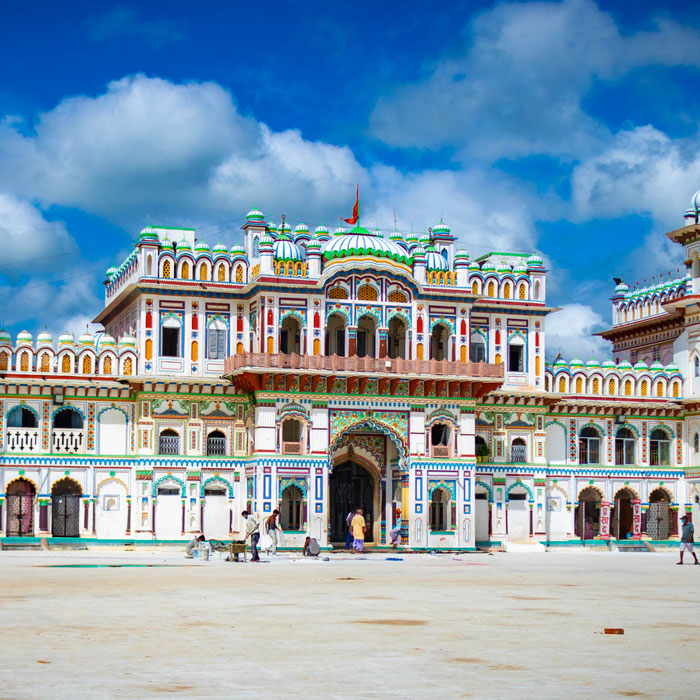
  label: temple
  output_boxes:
[1,195,700,549]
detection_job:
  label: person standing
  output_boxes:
[242,510,260,562]
[265,508,281,554]
[345,507,355,551]
[677,514,699,565]
[389,508,402,549]
[351,508,366,553]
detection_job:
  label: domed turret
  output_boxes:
[322,226,413,267]
[138,227,159,242]
[58,331,74,347]
[513,264,528,275]
[119,334,136,350]
[618,360,633,370]
[195,241,210,254]
[432,220,451,236]
[650,361,664,372]
[498,263,512,274]
[334,226,346,237]
[246,208,265,222]
[78,331,94,348]
[161,239,174,252]
[0,329,11,346]
[176,240,192,255]
[273,233,303,262]
[16,330,33,346]
[570,358,583,369]
[212,243,228,255]
[527,254,545,270]
[601,359,615,369]
[455,249,469,261]
[106,267,117,280]
[37,330,53,347]
[586,358,601,369]
[553,356,567,368]
[425,247,449,271]
[481,261,496,273]
[633,361,649,371]
[100,334,117,349]
[665,362,681,374]
[229,245,246,260]
[266,222,278,235]
[314,225,330,242]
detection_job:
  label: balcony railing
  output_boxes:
[431,445,451,458]
[159,436,180,455]
[225,352,504,379]
[52,429,84,454]
[6,427,40,453]
[282,441,303,454]
[206,437,227,456]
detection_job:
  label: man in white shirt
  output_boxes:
[242,510,260,562]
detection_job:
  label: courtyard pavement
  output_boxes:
[0,548,698,699]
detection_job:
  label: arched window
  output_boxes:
[430,423,451,457]
[615,427,635,465]
[388,289,408,303]
[579,426,601,465]
[508,335,525,373]
[253,237,260,257]
[429,487,451,531]
[328,286,348,299]
[206,429,226,456]
[608,378,616,395]
[199,264,208,281]
[7,406,37,428]
[325,313,347,356]
[592,378,600,394]
[640,380,648,397]
[207,319,228,360]
[510,437,527,463]
[650,428,671,466]
[672,381,680,398]
[471,280,479,295]
[0,352,7,370]
[19,352,29,372]
[181,261,190,279]
[534,281,541,300]
[217,264,226,282]
[695,433,699,454]
[281,419,303,453]
[103,356,112,374]
[161,316,182,357]
[61,354,71,373]
[159,429,179,455]
[235,265,243,283]
[487,281,495,298]
[575,376,583,393]
[162,259,171,278]
[281,485,303,530]
[82,355,92,374]
[430,323,450,361]
[558,377,566,393]
[503,283,511,299]
[388,316,408,359]
[357,315,377,358]
[470,334,486,363]
[40,353,50,372]
[123,357,133,375]
[624,379,632,396]
[695,356,699,378]
[357,284,378,301]
[656,382,664,397]
[53,408,83,429]
[518,284,526,300]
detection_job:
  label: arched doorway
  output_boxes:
[575,487,602,539]
[647,488,671,540]
[279,315,301,354]
[7,479,35,537]
[430,323,450,360]
[325,313,346,356]
[475,488,490,542]
[95,478,128,539]
[203,482,230,540]
[612,488,635,539]
[51,478,82,537]
[280,485,304,531]
[507,487,530,540]
[329,461,377,544]
[155,480,183,540]
[356,315,377,358]
[388,316,407,359]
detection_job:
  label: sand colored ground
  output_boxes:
[0,548,698,699]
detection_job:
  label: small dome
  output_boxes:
[229,245,245,256]
[498,263,512,274]
[513,264,528,274]
[614,282,629,293]
[119,334,136,349]
[58,332,74,347]
[426,249,449,271]
[482,262,496,272]
[0,329,11,345]
[37,330,53,346]
[665,362,680,373]
[161,239,174,251]
[314,226,331,242]
[78,332,94,347]
[553,356,567,367]
[138,227,159,242]
[295,223,309,234]
[16,330,33,345]
[176,240,192,254]
[273,235,303,262]
[195,241,210,253]
[468,261,480,271]
[100,334,116,349]
[586,358,601,369]
[412,246,426,259]
[691,190,700,214]
[432,220,451,235]
[334,226,346,236]
[570,358,583,368]
[260,235,274,246]
[279,222,292,234]
[406,232,419,244]
[650,361,664,372]
[106,267,117,278]
[601,359,615,368]
[212,243,228,254]
[307,238,321,251]
[419,233,431,246]
[246,208,264,221]
[455,249,469,260]
[618,361,633,370]
[314,225,329,235]
[267,222,278,234]
[633,361,649,370]
[373,228,384,238]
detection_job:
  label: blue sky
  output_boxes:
[2,0,700,358]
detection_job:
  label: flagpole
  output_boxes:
[356,184,360,228]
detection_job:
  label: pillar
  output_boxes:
[126,498,132,536]
[600,501,611,539]
[632,498,642,540]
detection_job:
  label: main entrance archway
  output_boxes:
[611,488,636,540]
[329,461,377,544]
[7,478,35,537]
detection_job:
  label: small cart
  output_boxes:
[209,539,248,562]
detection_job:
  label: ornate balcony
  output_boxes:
[282,441,303,454]
[52,429,84,454]
[6,427,40,453]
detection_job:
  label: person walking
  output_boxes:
[677,514,699,565]
[242,510,260,562]
[265,508,281,554]
[345,507,355,551]
[389,508,402,549]
[351,508,366,553]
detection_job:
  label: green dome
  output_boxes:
[195,241,210,253]
[138,227,159,242]
[247,208,264,221]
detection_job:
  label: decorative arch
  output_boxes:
[649,484,674,503]
[475,479,493,502]
[96,476,129,494]
[329,418,407,469]
[546,482,569,500]
[152,474,185,497]
[649,423,675,440]
[7,403,40,422]
[613,484,640,500]
[201,476,233,497]
[279,309,306,328]
[577,484,604,501]
[279,477,307,499]
[616,423,640,437]
[387,308,411,326]
[277,402,309,422]
[428,480,456,500]
[97,405,130,423]
[49,474,83,494]
[51,403,86,420]
[429,317,454,334]
[425,408,458,429]
[579,421,605,437]
[544,418,567,433]
[505,479,534,502]
[6,475,39,492]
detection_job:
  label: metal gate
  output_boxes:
[7,494,34,536]
[52,494,80,537]
[647,502,670,540]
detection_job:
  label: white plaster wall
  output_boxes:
[98,408,128,455]
[475,497,489,542]
[310,407,328,454]
[507,500,530,540]
[95,478,128,539]
[545,423,566,465]
[155,495,182,539]
[203,494,230,539]
[459,413,475,458]
[410,411,425,456]
[255,405,277,452]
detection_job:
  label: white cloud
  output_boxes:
[545,302,610,360]
[0,194,74,277]
[370,0,700,161]
[572,125,700,229]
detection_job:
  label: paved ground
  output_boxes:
[0,548,698,699]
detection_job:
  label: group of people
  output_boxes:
[344,507,402,552]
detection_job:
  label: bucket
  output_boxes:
[199,544,210,561]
